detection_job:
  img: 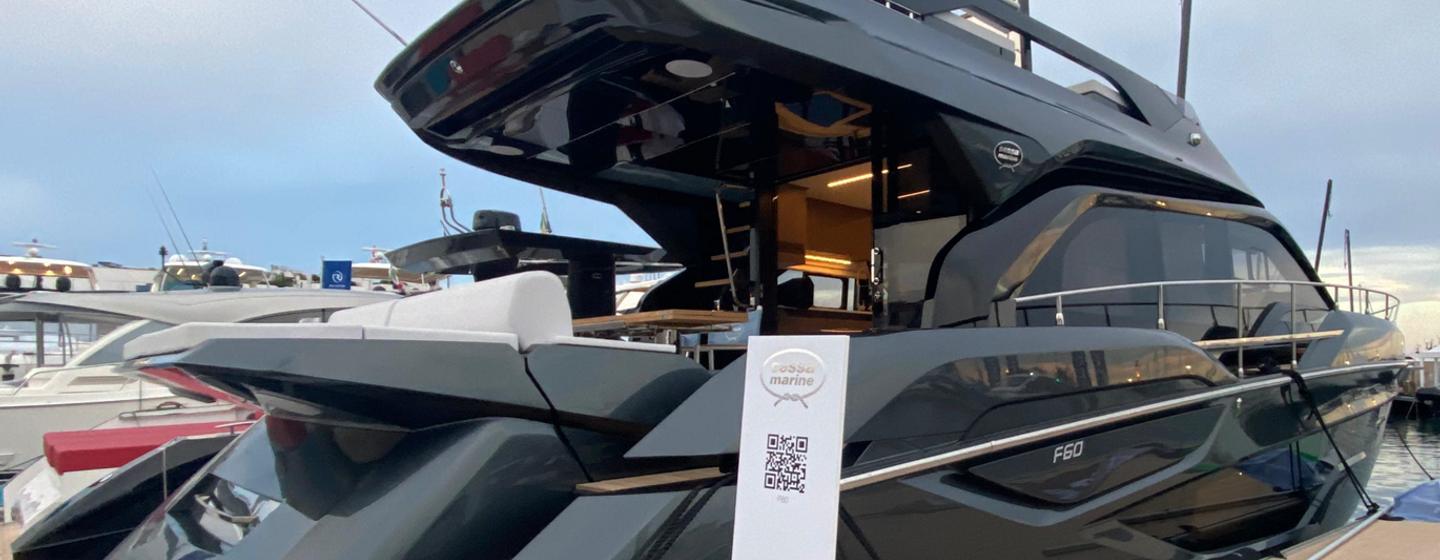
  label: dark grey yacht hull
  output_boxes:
[105,326,1401,559]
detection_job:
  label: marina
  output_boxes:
[3,0,1439,558]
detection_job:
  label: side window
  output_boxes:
[74,320,175,366]
[1021,207,1328,339]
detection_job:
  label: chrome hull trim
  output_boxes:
[840,360,1407,491]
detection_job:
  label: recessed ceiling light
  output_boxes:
[487,145,524,156]
[665,59,713,79]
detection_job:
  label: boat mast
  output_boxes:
[1177,0,1193,97]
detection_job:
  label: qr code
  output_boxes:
[764,433,808,493]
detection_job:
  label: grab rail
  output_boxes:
[1013,279,1400,374]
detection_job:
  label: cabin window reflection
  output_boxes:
[1019,207,1329,341]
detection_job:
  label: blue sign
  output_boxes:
[322,260,352,290]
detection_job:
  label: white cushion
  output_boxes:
[125,323,525,360]
[125,323,364,359]
[329,271,572,351]
[362,326,518,349]
[539,336,675,354]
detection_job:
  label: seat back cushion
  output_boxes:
[329,271,572,350]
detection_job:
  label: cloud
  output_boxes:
[1310,244,1440,349]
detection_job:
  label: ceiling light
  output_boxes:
[806,254,852,266]
[897,189,931,200]
[825,163,912,188]
[487,145,524,156]
[664,59,713,79]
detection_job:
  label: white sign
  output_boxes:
[732,335,850,559]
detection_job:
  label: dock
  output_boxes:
[1,522,18,560]
[1277,516,1440,559]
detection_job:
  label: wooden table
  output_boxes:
[572,309,749,335]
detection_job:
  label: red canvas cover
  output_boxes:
[43,420,248,474]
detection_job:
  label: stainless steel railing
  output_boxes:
[1013,279,1400,373]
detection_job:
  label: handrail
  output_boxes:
[840,360,1409,491]
[1016,279,1398,321]
[1012,279,1400,375]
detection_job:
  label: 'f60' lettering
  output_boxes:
[1052,441,1084,463]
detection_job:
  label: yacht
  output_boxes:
[151,242,271,292]
[2,240,99,294]
[2,240,107,380]
[0,287,395,559]
[351,246,444,294]
[106,1,1405,559]
[0,288,396,474]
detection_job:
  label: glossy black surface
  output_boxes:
[968,407,1222,505]
[12,435,234,560]
[108,417,587,560]
[627,327,1232,459]
[173,338,549,429]
[517,368,1395,559]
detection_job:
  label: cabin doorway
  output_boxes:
[756,99,974,334]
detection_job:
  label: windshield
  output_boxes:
[71,320,174,366]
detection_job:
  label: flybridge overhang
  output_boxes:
[377,0,1253,215]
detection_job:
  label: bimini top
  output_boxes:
[0,289,398,325]
[377,0,1253,230]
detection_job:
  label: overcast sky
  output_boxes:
[3,1,1438,345]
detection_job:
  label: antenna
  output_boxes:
[362,245,390,263]
[150,167,197,259]
[1314,179,1333,270]
[140,181,182,257]
[1176,0,1193,98]
[346,0,408,47]
[438,169,468,234]
[538,187,553,234]
[11,238,57,258]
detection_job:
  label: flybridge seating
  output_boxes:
[124,272,674,360]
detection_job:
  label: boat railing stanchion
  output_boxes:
[1157,284,1166,330]
[1296,282,1307,368]
[1236,281,1244,375]
[1055,295,1065,326]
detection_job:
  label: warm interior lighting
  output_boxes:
[826,163,912,188]
[9,268,20,274]
[62,265,73,275]
[43,269,55,276]
[805,254,853,266]
[897,189,931,200]
[1154,200,1168,207]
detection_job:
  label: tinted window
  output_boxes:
[1020,208,1328,340]
[74,320,174,366]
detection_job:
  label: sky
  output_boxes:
[2,1,1438,345]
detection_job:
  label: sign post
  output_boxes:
[321,260,352,290]
[732,335,850,559]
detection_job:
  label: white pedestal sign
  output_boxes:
[732,335,850,559]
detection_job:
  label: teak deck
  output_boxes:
[1278,518,1440,559]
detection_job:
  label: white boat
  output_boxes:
[1,239,100,293]
[0,287,397,475]
[351,245,443,294]
[149,241,271,292]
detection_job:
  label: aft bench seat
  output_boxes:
[126,271,675,358]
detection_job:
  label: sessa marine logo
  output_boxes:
[330,270,346,284]
[760,349,827,408]
[993,140,1024,170]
